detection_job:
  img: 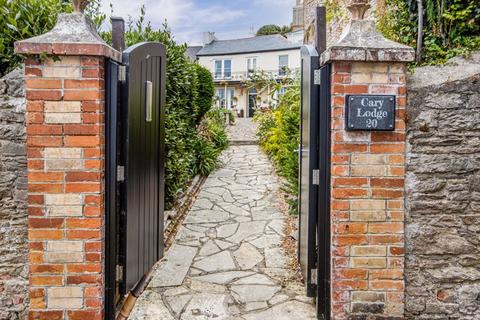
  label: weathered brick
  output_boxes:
[351,246,387,256]
[45,113,81,124]
[42,66,81,78]
[351,257,387,269]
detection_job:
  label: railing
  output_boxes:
[213,68,300,81]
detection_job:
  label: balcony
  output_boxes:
[213,68,299,82]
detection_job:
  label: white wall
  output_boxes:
[198,49,301,75]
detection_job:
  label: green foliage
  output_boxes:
[118,6,226,207]
[193,64,215,123]
[378,0,480,65]
[0,2,223,208]
[0,0,71,76]
[194,108,230,176]
[254,83,300,214]
[256,24,293,37]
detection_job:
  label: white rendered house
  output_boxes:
[196,33,301,118]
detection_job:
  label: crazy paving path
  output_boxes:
[130,145,316,320]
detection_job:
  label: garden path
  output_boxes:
[226,117,258,145]
[129,144,316,319]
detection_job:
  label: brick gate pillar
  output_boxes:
[321,1,414,319]
[14,12,120,320]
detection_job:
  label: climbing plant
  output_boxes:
[378,0,480,65]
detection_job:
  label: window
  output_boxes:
[223,60,232,78]
[216,88,225,107]
[226,88,235,108]
[279,55,289,76]
[247,58,257,72]
[216,88,235,108]
[214,59,232,79]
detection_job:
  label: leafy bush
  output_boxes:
[194,108,230,176]
[0,2,223,208]
[254,84,300,214]
[378,0,480,65]
[0,0,72,76]
[193,64,215,123]
[256,24,293,37]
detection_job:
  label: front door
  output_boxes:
[248,88,257,117]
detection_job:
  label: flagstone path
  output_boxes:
[130,145,316,320]
[226,118,258,145]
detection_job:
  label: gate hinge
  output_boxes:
[314,69,321,85]
[118,65,126,82]
[312,169,320,185]
[117,165,125,182]
[311,268,318,284]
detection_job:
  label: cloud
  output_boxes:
[100,0,292,45]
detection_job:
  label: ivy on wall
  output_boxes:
[378,0,480,65]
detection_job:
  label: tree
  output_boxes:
[256,24,293,37]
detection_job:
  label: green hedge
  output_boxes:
[0,3,225,209]
[0,0,72,76]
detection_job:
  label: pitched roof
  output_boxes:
[186,46,202,61]
[196,34,301,56]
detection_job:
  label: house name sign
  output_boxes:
[345,95,396,131]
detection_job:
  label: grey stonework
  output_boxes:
[405,53,480,319]
[0,68,28,320]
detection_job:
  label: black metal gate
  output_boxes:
[105,41,166,319]
[299,45,320,297]
[298,44,331,319]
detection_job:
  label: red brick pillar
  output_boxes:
[321,1,414,319]
[15,12,121,320]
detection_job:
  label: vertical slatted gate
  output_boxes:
[122,42,166,291]
[298,45,331,320]
[105,41,166,318]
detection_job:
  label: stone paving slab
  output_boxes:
[130,145,316,320]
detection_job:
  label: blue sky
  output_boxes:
[101,0,295,45]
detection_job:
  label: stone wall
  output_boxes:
[405,53,480,319]
[0,69,28,319]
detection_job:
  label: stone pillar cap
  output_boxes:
[15,12,121,62]
[321,1,415,64]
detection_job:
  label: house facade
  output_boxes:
[196,34,301,118]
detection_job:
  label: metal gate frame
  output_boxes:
[105,42,166,319]
[298,45,332,320]
[105,59,121,320]
[317,63,331,320]
[299,45,320,297]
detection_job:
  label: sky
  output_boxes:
[100,0,296,45]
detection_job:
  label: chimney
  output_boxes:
[203,32,216,45]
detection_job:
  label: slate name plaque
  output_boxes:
[346,95,396,131]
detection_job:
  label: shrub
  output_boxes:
[193,64,215,123]
[254,83,300,214]
[0,2,223,209]
[0,0,72,76]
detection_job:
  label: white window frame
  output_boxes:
[278,55,289,76]
[213,59,232,79]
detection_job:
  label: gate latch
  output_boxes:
[117,166,125,182]
[311,268,318,284]
[118,65,126,82]
[312,169,320,185]
[314,69,321,85]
